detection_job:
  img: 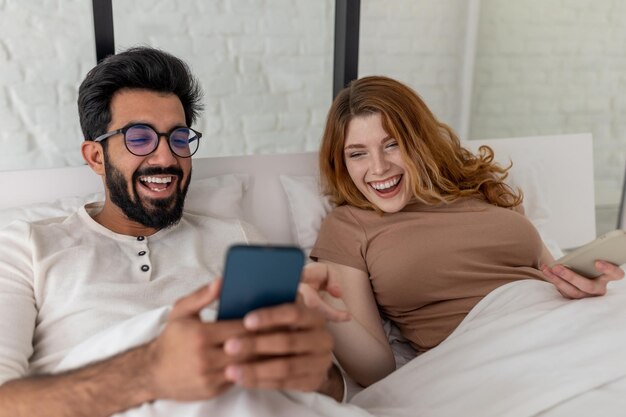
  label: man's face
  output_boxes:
[102,89,193,230]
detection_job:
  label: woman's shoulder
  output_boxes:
[428,196,520,213]
[325,204,379,225]
[318,205,376,237]
[327,204,354,217]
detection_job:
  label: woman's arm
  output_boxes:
[319,260,396,387]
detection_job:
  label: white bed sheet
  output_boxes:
[353,278,626,417]
[55,277,626,417]
[55,307,371,417]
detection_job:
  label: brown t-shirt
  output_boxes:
[310,197,545,353]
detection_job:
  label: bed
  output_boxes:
[0,133,596,250]
[3,132,626,417]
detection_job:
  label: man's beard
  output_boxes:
[104,157,191,230]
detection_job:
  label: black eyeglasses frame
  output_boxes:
[93,123,202,158]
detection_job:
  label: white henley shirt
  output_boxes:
[0,203,261,385]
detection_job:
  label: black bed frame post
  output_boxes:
[333,0,361,99]
[618,164,626,229]
[92,0,115,63]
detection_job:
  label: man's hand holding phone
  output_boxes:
[221,300,335,392]
[148,280,246,401]
[215,245,348,396]
[147,243,350,402]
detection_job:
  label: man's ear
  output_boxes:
[81,141,105,176]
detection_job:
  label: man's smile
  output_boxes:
[138,175,175,193]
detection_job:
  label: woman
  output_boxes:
[309,75,624,387]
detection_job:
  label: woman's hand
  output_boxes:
[541,261,625,299]
[298,262,351,323]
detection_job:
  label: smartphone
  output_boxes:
[551,229,626,278]
[217,244,305,320]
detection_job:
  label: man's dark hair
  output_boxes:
[78,46,203,141]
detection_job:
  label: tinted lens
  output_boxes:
[125,125,158,156]
[169,128,199,157]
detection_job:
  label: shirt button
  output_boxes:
[137,236,145,241]
[141,265,150,272]
[138,251,146,256]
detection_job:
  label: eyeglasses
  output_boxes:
[93,123,202,158]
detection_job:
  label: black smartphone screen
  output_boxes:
[217,244,305,320]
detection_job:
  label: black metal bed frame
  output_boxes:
[618,165,626,230]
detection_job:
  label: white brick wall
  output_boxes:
[0,0,467,173]
[471,0,626,205]
[359,0,468,132]
[0,0,95,170]
[0,0,624,208]
[113,0,335,158]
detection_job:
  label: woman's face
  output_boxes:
[343,113,412,213]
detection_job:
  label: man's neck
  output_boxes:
[92,201,160,237]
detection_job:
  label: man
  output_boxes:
[0,47,345,416]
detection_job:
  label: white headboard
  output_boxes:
[465,133,596,249]
[0,133,595,249]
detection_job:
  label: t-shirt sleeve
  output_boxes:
[309,207,368,272]
[0,222,37,386]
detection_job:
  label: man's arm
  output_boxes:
[0,283,244,417]
[0,343,156,417]
[0,279,345,416]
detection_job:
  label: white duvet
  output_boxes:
[56,279,626,417]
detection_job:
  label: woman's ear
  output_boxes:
[81,141,105,176]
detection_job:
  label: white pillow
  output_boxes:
[506,161,564,259]
[279,175,333,256]
[0,192,104,229]
[506,160,550,229]
[0,174,249,229]
[279,173,564,259]
[185,174,249,220]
